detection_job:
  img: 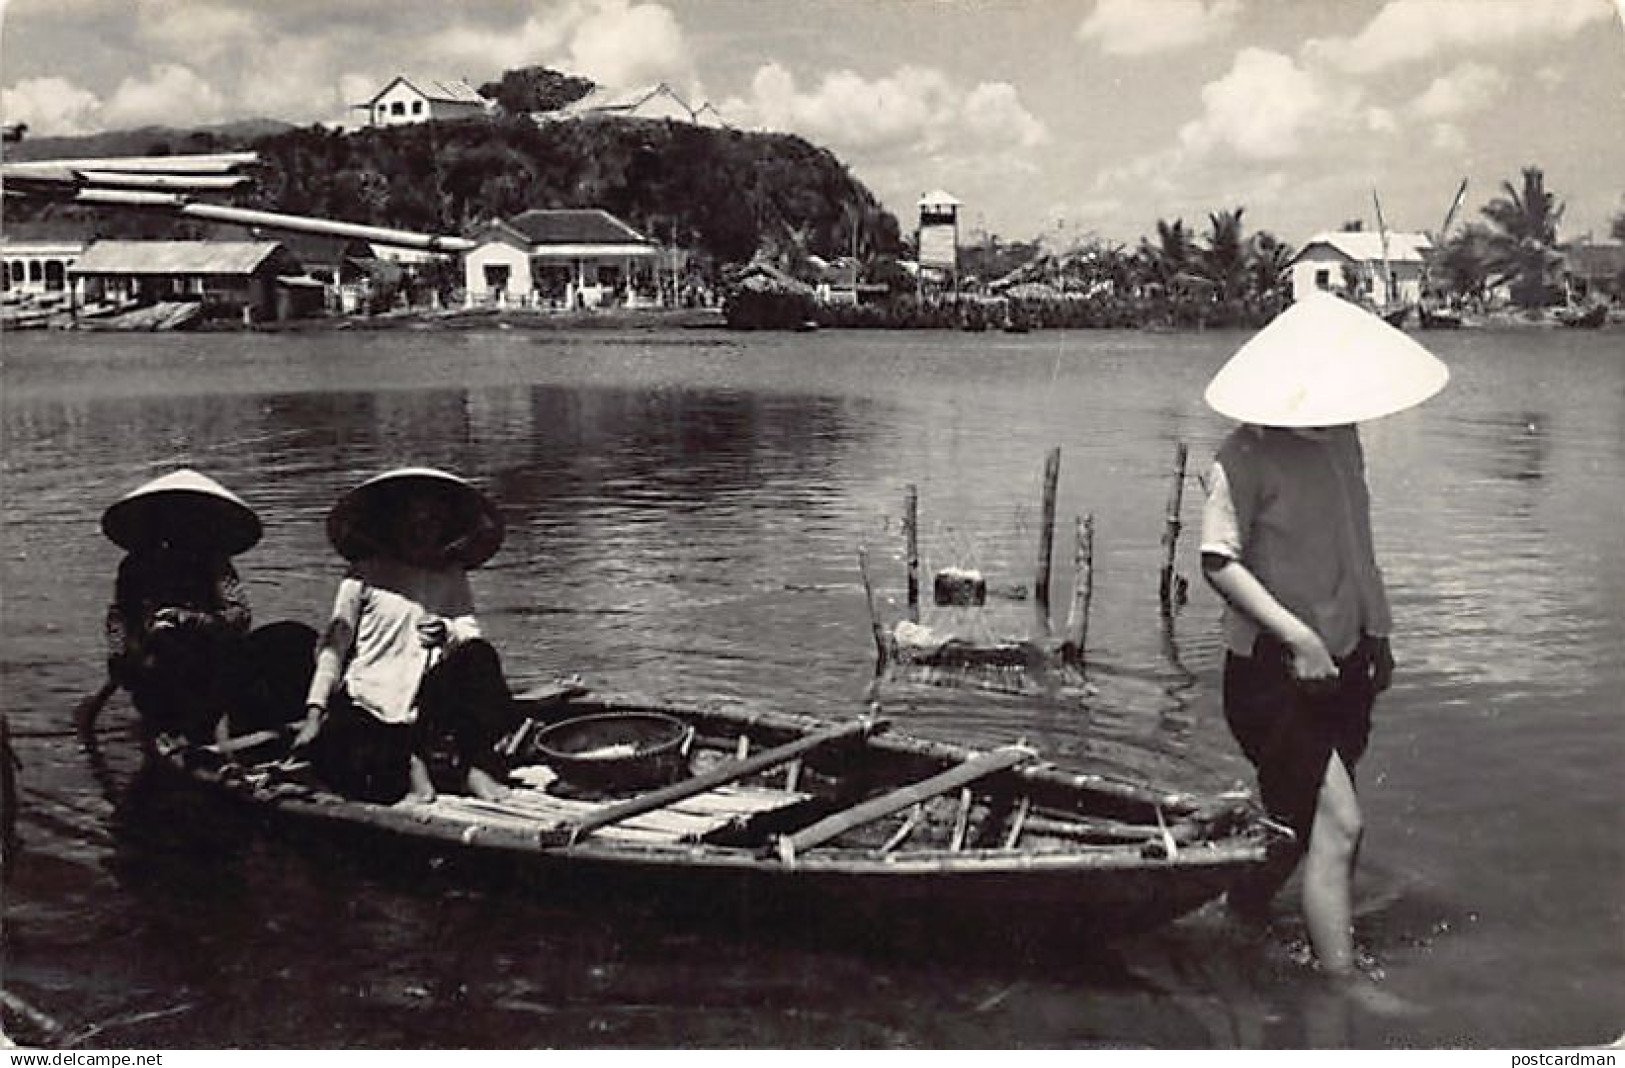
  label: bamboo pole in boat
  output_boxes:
[950,786,973,851]
[1033,447,1061,637]
[904,484,920,622]
[1002,795,1032,849]
[776,745,1034,862]
[1063,514,1095,662]
[856,547,888,663]
[564,716,885,844]
[879,803,925,854]
[1159,442,1188,614]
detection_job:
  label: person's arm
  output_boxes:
[291,576,362,749]
[1202,554,1336,680]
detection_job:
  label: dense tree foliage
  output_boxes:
[477,67,596,115]
[240,116,900,270]
[1481,165,1564,309]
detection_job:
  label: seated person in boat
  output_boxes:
[291,467,516,805]
[82,469,316,748]
[1198,294,1447,982]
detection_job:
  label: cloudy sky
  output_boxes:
[3,0,1623,246]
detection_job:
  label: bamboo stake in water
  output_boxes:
[904,484,920,623]
[1159,442,1189,614]
[1063,514,1095,662]
[1033,448,1061,637]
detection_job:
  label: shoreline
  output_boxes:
[4,301,1613,335]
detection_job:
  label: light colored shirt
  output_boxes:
[1200,425,1391,658]
[305,557,481,724]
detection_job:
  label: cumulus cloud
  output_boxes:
[1431,123,1469,154]
[1311,0,1609,74]
[102,63,228,128]
[429,0,696,94]
[134,1,263,63]
[1410,62,1509,120]
[1177,48,1361,161]
[725,63,1046,158]
[1077,0,1241,56]
[237,40,350,124]
[1,76,104,135]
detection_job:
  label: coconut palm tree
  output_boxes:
[1481,166,1565,309]
[1436,223,1494,308]
[1199,208,1248,303]
[1244,230,1295,317]
[1139,218,1195,290]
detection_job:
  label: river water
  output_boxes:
[2,324,1620,1048]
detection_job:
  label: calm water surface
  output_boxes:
[2,325,1621,1048]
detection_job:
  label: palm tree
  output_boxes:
[1481,166,1564,309]
[1139,218,1195,290]
[1244,230,1295,317]
[1199,208,1248,303]
[1436,223,1494,308]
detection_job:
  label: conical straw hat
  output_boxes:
[327,467,504,568]
[102,469,262,555]
[1204,292,1450,427]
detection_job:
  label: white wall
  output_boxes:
[463,242,532,303]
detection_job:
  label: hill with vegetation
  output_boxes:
[6,111,903,273]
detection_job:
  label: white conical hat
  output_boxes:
[1204,292,1450,427]
[102,469,262,555]
[327,467,504,568]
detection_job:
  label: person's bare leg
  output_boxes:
[466,766,507,801]
[1303,752,1361,974]
[404,752,437,804]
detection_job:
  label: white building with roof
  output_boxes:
[358,76,491,127]
[1289,230,1432,306]
[461,209,659,309]
[70,240,317,321]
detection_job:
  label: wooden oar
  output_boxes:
[73,677,119,738]
[775,744,1035,864]
[560,716,887,846]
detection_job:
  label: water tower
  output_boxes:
[917,189,961,286]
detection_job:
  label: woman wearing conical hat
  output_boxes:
[1198,293,1449,983]
[291,468,515,806]
[84,469,263,746]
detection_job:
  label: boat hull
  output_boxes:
[146,692,1281,947]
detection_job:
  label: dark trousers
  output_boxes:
[1222,633,1379,913]
[315,639,517,804]
[121,620,317,745]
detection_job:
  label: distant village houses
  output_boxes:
[356,76,492,127]
[1289,231,1431,306]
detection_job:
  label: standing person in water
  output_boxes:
[1198,293,1449,982]
[83,469,314,748]
[291,467,516,805]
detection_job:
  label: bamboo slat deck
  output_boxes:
[422,767,810,845]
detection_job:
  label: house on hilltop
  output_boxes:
[1289,230,1431,306]
[461,209,660,309]
[543,83,728,127]
[357,76,491,127]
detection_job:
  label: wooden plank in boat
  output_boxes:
[434,777,808,845]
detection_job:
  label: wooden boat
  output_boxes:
[151,687,1287,943]
[1418,303,1462,330]
[1556,303,1607,329]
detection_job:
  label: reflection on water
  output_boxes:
[2,326,1621,1048]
